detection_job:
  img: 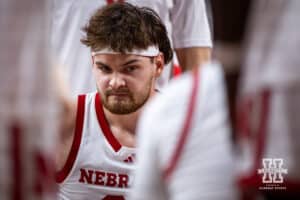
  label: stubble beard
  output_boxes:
[99,76,154,115]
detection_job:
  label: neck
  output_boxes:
[103,107,141,134]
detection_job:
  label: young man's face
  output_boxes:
[92,53,163,115]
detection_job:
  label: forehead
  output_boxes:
[93,54,150,65]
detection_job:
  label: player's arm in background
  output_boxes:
[171,0,212,72]
[52,66,77,172]
[176,47,211,71]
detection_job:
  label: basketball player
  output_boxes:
[130,62,237,200]
[51,0,212,95]
[235,0,300,199]
[56,3,173,199]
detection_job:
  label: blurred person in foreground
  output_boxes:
[0,0,57,199]
[55,3,173,199]
[130,62,236,200]
[129,2,239,199]
[129,0,258,199]
[235,0,300,199]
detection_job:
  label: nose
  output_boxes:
[108,73,126,89]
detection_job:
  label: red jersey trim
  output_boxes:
[163,68,200,181]
[56,94,86,183]
[236,90,270,188]
[253,90,270,171]
[10,122,23,200]
[106,0,124,4]
[95,93,122,152]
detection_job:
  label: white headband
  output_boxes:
[92,45,160,57]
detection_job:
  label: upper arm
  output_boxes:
[170,0,212,71]
[170,0,212,49]
[175,47,211,72]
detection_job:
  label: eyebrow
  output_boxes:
[95,61,110,68]
[121,59,140,66]
[94,59,140,68]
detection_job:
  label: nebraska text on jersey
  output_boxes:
[79,168,129,188]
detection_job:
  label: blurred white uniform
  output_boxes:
[0,0,57,199]
[51,0,212,95]
[236,0,300,193]
[131,63,236,200]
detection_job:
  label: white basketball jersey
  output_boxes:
[56,92,135,200]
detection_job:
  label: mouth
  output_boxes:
[108,93,129,97]
[107,89,129,94]
[106,89,131,99]
[109,93,128,96]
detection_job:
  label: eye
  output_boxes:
[97,65,112,73]
[123,66,137,73]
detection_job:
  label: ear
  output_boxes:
[154,52,165,78]
[91,55,95,65]
[91,55,97,71]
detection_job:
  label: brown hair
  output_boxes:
[81,2,173,64]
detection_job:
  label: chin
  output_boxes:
[107,104,141,115]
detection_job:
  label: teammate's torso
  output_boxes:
[56,92,135,200]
